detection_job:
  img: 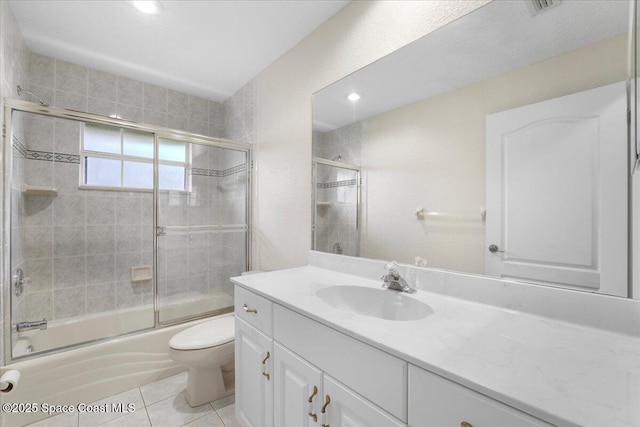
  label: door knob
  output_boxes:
[488,244,505,253]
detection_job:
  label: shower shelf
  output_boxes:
[21,184,58,196]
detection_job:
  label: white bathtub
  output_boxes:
[1,295,233,426]
[12,292,233,357]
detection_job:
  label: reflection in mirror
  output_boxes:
[312,0,634,297]
[312,158,360,256]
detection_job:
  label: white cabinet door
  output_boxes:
[235,317,273,427]
[274,343,323,427]
[486,81,627,296]
[323,375,405,427]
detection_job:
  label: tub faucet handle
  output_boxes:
[15,319,47,332]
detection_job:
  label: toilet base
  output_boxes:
[184,366,233,407]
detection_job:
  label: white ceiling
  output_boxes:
[9,0,349,102]
[313,0,630,132]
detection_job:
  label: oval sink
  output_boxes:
[316,285,432,321]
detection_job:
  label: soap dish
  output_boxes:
[131,265,153,282]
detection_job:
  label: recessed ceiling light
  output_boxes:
[133,1,163,15]
[347,92,361,102]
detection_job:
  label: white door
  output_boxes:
[273,343,323,427]
[486,81,627,296]
[323,375,405,427]
[235,318,273,427]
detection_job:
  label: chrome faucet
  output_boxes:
[381,261,416,294]
[15,319,47,332]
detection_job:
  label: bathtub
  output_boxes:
[12,292,233,357]
[1,294,233,426]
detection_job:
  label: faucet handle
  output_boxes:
[384,261,398,275]
[384,261,400,278]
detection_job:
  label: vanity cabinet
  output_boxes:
[235,285,554,427]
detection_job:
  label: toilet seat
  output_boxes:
[169,316,235,351]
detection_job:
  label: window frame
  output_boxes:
[79,123,192,193]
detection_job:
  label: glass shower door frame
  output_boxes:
[2,99,252,363]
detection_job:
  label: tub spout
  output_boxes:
[15,319,47,332]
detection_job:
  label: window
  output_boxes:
[81,124,189,191]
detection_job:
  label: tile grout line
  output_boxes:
[139,386,154,427]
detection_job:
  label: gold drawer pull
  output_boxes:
[307,385,318,422]
[261,351,270,380]
[320,394,331,427]
[242,304,258,314]
[461,422,473,427]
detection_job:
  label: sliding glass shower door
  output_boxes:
[156,137,248,324]
[5,102,250,362]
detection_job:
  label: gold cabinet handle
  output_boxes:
[461,422,473,427]
[243,304,258,314]
[261,351,270,380]
[320,394,331,427]
[307,385,318,422]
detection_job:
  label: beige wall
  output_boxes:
[362,33,628,272]
[254,0,489,271]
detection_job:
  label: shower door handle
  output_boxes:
[156,227,166,237]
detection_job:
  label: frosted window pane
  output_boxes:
[123,130,153,158]
[84,124,120,154]
[159,165,185,191]
[159,139,186,162]
[123,161,153,189]
[85,157,121,186]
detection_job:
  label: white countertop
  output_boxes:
[232,266,640,427]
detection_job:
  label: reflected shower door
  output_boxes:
[156,138,248,324]
[312,160,360,256]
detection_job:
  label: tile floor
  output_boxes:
[28,372,240,427]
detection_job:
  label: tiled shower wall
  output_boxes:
[0,2,30,366]
[28,53,225,138]
[7,54,251,326]
[223,79,257,268]
[223,79,256,144]
[312,122,364,257]
[1,21,256,359]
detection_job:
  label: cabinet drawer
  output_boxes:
[274,305,407,422]
[408,365,553,427]
[235,285,273,336]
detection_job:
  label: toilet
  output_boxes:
[168,315,235,407]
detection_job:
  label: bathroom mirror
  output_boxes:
[312,0,635,298]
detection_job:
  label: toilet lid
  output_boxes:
[169,316,235,350]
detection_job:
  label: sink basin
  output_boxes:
[315,285,432,321]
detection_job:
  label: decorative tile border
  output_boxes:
[317,178,357,189]
[12,140,81,164]
[221,163,246,177]
[27,150,81,164]
[12,136,27,158]
[192,162,246,177]
[191,167,222,177]
[15,144,246,173]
